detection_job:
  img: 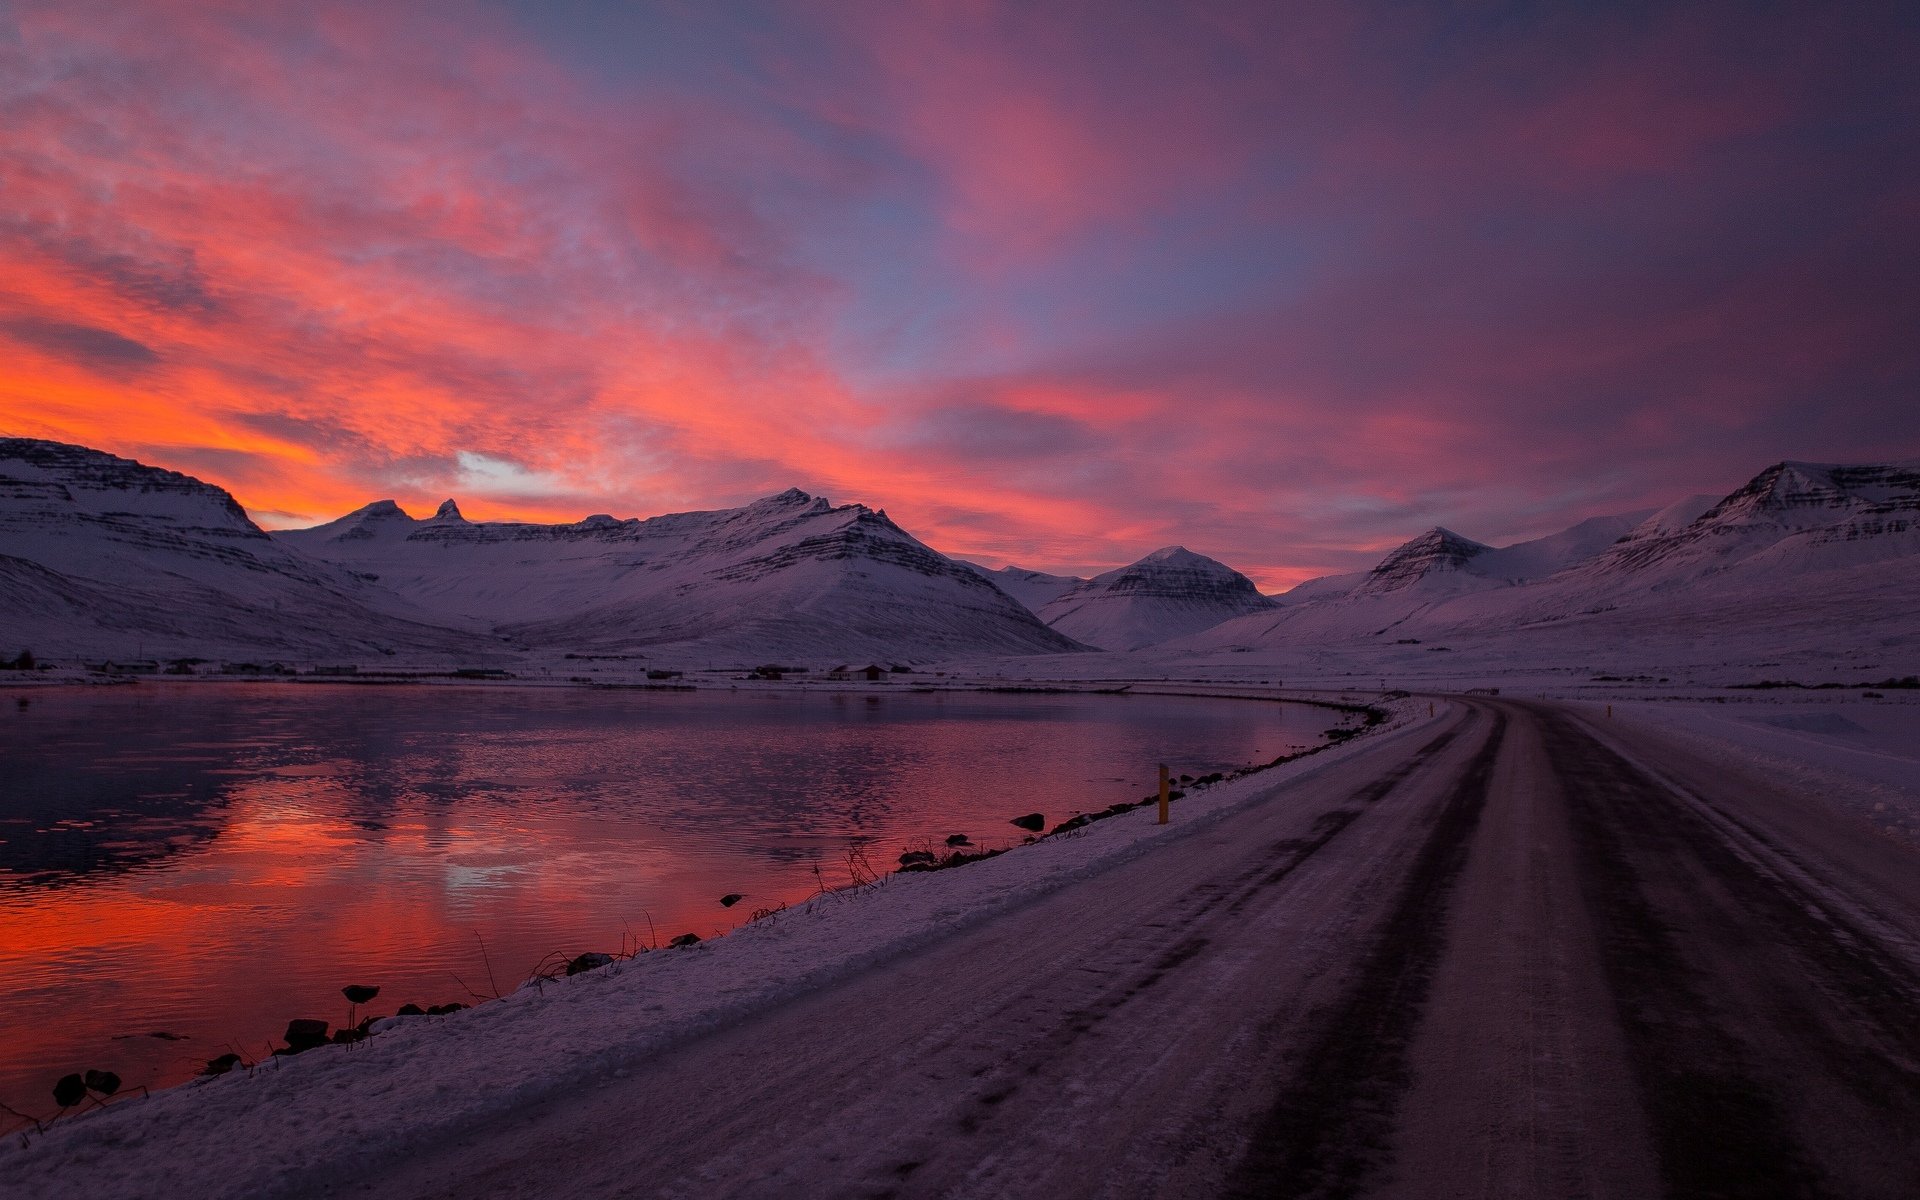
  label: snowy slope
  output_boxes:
[0,439,484,661]
[1171,460,1920,663]
[1562,462,1920,586]
[283,489,1084,663]
[1264,511,1650,613]
[957,562,1085,613]
[1472,511,1654,582]
[1037,546,1276,651]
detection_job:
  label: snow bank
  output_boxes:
[0,697,1433,1199]
[1602,695,1920,843]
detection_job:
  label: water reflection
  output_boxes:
[0,682,1332,1122]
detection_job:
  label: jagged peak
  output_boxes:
[433,499,464,521]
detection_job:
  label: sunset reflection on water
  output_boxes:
[0,683,1329,1121]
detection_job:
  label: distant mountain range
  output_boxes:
[279,483,1079,662]
[2,438,1915,671]
[1171,460,1920,667]
[0,439,1076,664]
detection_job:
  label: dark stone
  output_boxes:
[203,1053,242,1076]
[1010,812,1046,832]
[396,1003,426,1016]
[566,952,615,976]
[342,984,380,1005]
[898,850,937,867]
[53,1074,87,1107]
[427,1003,467,1016]
[283,1018,330,1052]
[719,893,745,908]
[83,1069,121,1096]
[331,1027,367,1045]
[945,834,971,847]
[669,933,702,948]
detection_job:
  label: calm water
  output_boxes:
[0,682,1335,1120]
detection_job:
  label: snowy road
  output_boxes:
[336,701,1920,1199]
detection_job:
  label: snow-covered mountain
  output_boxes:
[1,439,1081,665]
[957,562,1085,613]
[10,440,1911,675]
[281,489,1082,663]
[1174,460,1920,660]
[1563,462,1920,585]
[1348,527,1494,598]
[0,439,484,661]
[1271,511,1653,608]
[1036,546,1275,651]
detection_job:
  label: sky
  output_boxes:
[1,0,1916,589]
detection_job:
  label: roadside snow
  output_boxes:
[1604,695,1920,843]
[0,698,1431,1200]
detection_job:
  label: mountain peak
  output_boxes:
[352,499,410,520]
[1038,546,1273,650]
[433,499,464,521]
[1354,526,1492,596]
[1141,545,1198,564]
[1414,525,1478,547]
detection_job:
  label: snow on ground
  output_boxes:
[1595,693,1920,844]
[0,694,1430,1199]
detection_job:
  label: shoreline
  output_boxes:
[0,681,1376,1136]
[0,695,1433,1197]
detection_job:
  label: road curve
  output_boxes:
[336,700,1920,1200]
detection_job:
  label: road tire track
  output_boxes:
[1226,708,1508,1199]
[1542,707,1920,1199]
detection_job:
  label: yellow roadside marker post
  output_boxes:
[1158,764,1170,825]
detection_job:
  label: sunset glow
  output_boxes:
[2,1,1915,588]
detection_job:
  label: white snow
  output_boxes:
[957,561,1085,613]
[279,487,1080,663]
[0,442,1078,666]
[1600,694,1920,843]
[1037,546,1276,651]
